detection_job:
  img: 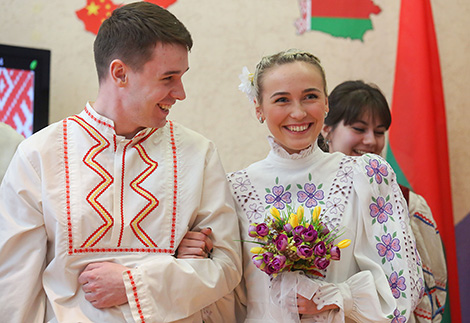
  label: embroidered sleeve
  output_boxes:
[348,154,424,321]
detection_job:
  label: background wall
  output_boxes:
[1,1,468,221]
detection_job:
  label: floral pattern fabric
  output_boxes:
[228,144,423,323]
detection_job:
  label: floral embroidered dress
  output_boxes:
[228,138,424,323]
[0,103,242,323]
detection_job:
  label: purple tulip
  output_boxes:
[248,225,257,238]
[292,235,303,246]
[252,255,265,269]
[330,246,341,260]
[262,252,274,263]
[271,255,286,270]
[293,225,306,236]
[314,241,327,257]
[274,234,288,251]
[283,223,293,233]
[256,223,269,237]
[302,225,318,242]
[264,255,286,275]
[314,257,330,270]
[297,244,314,258]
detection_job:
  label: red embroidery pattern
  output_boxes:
[126,270,146,323]
[129,143,159,247]
[63,120,74,255]
[414,307,432,320]
[169,121,178,249]
[118,140,133,247]
[84,105,115,130]
[65,119,178,254]
[70,115,115,248]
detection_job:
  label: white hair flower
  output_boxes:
[238,66,256,103]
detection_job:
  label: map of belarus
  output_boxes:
[296,0,382,40]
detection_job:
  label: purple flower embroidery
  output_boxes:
[391,309,406,323]
[365,159,389,184]
[233,176,250,192]
[376,233,401,261]
[388,271,406,299]
[326,197,345,215]
[247,203,264,221]
[265,185,291,210]
[297,183,324,208]
[369,196,393,223]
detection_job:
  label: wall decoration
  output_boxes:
[295,0,381,40]
[76,0,178,35]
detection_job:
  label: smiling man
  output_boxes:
[0,3,241,322]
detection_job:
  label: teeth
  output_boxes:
[354,149,371,155]
[160,104,172,111]
[287,125,309,132]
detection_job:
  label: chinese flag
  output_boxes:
[386,0,461,321]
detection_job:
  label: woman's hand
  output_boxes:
[295,294,339,315]
[176,227,213,259]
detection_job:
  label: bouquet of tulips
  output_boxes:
[249,205,351,278]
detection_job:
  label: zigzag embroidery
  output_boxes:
[70,116,114,248]
[413,212,437,229]
[129,143,159,247]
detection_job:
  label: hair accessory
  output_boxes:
[258,116,264,124]
[238,66,256,103]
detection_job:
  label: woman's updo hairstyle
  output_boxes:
[253,49,328,104]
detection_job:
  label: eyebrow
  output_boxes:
[162,67,190,76]
[269,87,321,99]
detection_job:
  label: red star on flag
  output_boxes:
[76,0,179,35]
[76,0,122,35]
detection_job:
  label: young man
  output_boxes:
[0,3,241,322]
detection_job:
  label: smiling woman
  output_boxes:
[179,49,425,322]
[319,80,448,322]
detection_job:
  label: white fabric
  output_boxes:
[0,103,242,323]
[409,192,447,322]
[0,122,24,182]
[228,139,424,323]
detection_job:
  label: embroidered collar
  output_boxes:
[267,136,316,160]
[83,102,161,144]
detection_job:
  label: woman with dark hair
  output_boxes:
[321,80,447,322]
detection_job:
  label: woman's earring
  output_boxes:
[258,116,264,124]
[325,139,330,145]
[324,111,328,118]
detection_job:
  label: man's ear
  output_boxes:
[110,59,127,87]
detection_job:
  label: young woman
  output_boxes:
[179,50,424,322]
[321,80,447,322]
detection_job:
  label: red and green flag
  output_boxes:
[295,0,381,40]
[386,0,460,321]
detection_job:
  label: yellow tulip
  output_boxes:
[337,239,351,249]
[311,206,321,222]
[289,213,299,228]
[270,207,281,221]
[250,246,266,254]
[296,205,304,223]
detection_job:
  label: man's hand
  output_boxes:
[176,227,213,259]
[78,262,130,308]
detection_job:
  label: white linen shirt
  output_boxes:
[0,103,242,322]
[228,139,424,323]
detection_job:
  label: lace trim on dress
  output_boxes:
[267,136,316,160]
